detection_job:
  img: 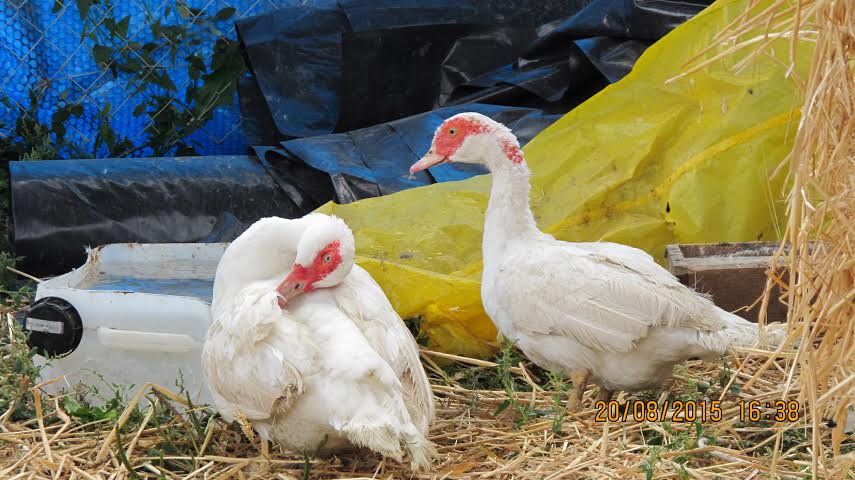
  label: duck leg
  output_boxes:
[596,387,613,403]
[568,369,590,411]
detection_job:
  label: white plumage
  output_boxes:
[202,214,435,469]
[410,112,785,405]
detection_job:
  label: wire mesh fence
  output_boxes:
[0,0,285,159]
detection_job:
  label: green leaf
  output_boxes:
[494,399,511,415]
[97,119,116,150]
[52,1,64,14]
[175,144,198,156]
[151,71,177,91]
[186,53,206,80]
[177,4,192,20]
[116,15,131,38]
[103,17,117,35]
[214,7,236,21]
[92,44,111,65]
[70,104,83,116]
[51,109,70,137]
[118,57,144,74]
[133,104,146,117]
[76,0,90,20]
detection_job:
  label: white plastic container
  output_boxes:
[23,243,227,406]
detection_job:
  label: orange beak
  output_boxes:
[409,150,448,174]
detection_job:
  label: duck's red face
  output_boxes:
[275,240,341,308]
[409,115,522,173]
[409,116,490,174]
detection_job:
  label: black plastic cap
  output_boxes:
[22,297,83,358]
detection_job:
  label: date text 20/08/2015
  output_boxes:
[593,400,802,423]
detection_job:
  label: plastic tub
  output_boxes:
[22,243,226,406]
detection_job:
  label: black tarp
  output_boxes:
[237,0,713,144]
[9,155,332,275]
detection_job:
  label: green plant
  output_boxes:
[640,420,715,478]
[640,446,661,480]
[493,341,535,427]
[64,389,126,425]
[0,252,34,305]
[718,356,743,396]
[403,316,429,347]
[76,0,244,157]
[0,317,42,422]
[544,371,569,434]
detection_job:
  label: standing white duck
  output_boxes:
[410,112,785,408]
[202,214,436,470]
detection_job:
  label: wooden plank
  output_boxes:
[665,242,788,323]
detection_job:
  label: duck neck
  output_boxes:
[212,217,312,321]
[483,153,541,266]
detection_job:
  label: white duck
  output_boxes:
[410,112,785,408]
[202,214,436,469]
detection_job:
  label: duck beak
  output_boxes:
[409,150,447,174]
[275,270,305,308]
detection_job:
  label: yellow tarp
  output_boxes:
[318,0,812,358]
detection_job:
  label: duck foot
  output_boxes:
[568,369,590,411]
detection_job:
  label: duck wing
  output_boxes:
[330,266,436,433]
[203,288,304,423]
[493,240,726,353]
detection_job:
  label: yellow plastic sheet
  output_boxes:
[317,0,812,358]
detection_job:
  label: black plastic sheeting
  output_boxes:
[237,0,713,143]
[8,156,332,276]
[7,0,715,275]
[275,104,560,203]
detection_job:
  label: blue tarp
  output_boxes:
[0,0,297,157]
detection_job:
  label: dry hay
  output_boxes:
[694,0,855,477]
[0,308,850,479]
[2,1,855,479]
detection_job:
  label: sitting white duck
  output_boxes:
[202,214,436,470]
[410,112,785,408]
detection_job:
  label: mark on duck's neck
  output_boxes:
[501,141,524,164]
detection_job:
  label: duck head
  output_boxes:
[275,215,355,308]
[409,112,524,174]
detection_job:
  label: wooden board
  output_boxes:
[665,242,788,324]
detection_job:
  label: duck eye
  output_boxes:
[449,128,456,136]
[294,283,302,290]
[323,254,332,263]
